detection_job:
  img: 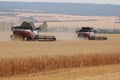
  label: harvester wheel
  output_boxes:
[23,37,27,41]
[23,36,31,41]
[10,35,14,40]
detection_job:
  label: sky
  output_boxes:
[0,0,120,5]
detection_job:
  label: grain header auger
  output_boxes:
[11,21,56,41]
[76,27,107,40]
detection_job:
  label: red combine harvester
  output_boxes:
[11,21,56,41]
[76,27,107,40]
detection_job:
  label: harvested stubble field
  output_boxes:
[0,32,120,80]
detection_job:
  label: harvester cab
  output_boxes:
[11,21,56,41]
[76,27,107,40]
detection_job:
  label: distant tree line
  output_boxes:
[0,21,120,34]
[0,22,16,32]
[96,29,120,34]
[48,27,120,34]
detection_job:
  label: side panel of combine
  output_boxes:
[12,30,36,41]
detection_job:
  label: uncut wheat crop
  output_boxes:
[0,33,120,77]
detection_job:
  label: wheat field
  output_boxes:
[0,32,120,80]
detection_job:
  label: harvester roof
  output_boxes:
[79,27,94,32]
[11,21,40,31]
[20,21,37,30]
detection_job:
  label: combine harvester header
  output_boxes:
[11,21,56,41]
[76,27,107,40]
